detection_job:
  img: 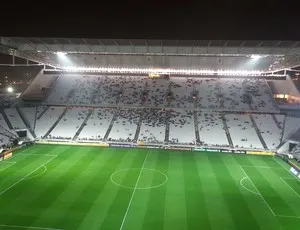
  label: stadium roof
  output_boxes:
[2,37,300,55]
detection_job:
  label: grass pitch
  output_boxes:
[0,144,299,230]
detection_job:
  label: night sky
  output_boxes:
[1,0,299,40]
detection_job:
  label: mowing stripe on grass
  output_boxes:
[273,157,300,180]
[280,177,300,199]
[0,224,63,230]
[0,155,57,196]
[119,152,149,230]
[239,166,276,216]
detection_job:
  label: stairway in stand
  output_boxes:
[133,109,144,142]
[43,107,68,139]
[164,110,170,145]
[193,111,201,145]
[249,114,268,150]
[37,106,49,120]
[0,108,13,130]
[271,114,282,129]
[221,113,234,148]
[103,109,119,141]
[16,106,36,138]
[72,109,94,140]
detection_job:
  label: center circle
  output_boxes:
[110,168,168,189]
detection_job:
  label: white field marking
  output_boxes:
[239,165,280,169]
[0,155,57,196]
[276,214,300,219]
[24,165,48,181]
[280,177,300,199]
[0,162,16,172]
[110,168,168,190]
[281,177,298,180]
[0,224,63,230]
[17,153,58,157]
[273,157,300,181]
[240,177,259,195]
[239,166,276,216]
[119,153,149,230]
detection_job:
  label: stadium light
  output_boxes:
[61,66,264,76]
[250,55,262,60]
[56,52,67,56]
[7,87,13,93]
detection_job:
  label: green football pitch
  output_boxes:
[0,144,300,230]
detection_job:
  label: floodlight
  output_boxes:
[250,55,261,59]
[56,52,67,56]
[7,87,13,93]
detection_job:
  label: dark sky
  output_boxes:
[1,0,299,40]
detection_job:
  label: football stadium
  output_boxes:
[0,37,300,230]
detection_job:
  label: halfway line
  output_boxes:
[119,152,149,230]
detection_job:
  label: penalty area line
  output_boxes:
[0,224,63,230]
[239,166,276,216]
[239,165,280,169]
[276,214,300,219]
[240,177,259,195]
[280,177,300,199]
[0,155,57,196]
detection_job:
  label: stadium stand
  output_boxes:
[4,108,27,130]
[2,70,300,152]
[225,114,264,149]
[78,108,115,141]
[252,114,282,150]
[170,77,194,108]
[197,112,229,147]
[194,78,277,112]
[138,108,166,144]
[145,79,169,107]
[47,107,90,140]
[119,76,146,106]
[34,106,65,138]
[169,109,195,145]
[283,115,300,140]
[108,109,140,142]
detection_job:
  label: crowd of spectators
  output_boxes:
[0,73,294,149]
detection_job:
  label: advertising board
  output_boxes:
[193,147,246,154]
[109,143,136,148]
[247,151,275,156]
[290,167,299,177]
[167,147,192,151]
[3,152,12,160]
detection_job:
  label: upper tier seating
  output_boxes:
[194,78,277,112]
[145,79,169,107]
[119,77,146,106]
[170,77,194,108]
[42,75,278,112]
